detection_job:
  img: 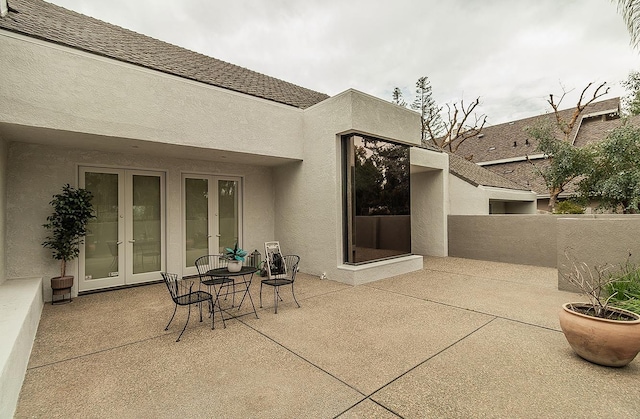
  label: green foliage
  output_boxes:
[622,70,640,115]
[553,200,585,214]
[42,184,95,277]
[224,242,247,261]
[606,258,640,315]
[578,124,640,213]
[526,122,593,208]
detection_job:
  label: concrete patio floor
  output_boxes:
[15,257,640,418]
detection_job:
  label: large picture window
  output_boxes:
[343,134,411,264]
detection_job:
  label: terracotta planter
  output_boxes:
[559,302,640,367]
[227,260,242,273]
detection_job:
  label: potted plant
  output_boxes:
[42,184,95,303]
[223,242,247,273]
[559,250,640,367]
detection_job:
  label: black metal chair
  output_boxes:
[161,272,214,342]
[195,254,235,328]
[260,255,301,314]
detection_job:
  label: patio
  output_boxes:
[15,257,640,418]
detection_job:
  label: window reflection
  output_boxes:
[344,134,411,264]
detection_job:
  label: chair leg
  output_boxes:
[274,285,278,314]
[259,282,263,308]
[209,300,214,330]
[214,286,227,329]
[292,283,300,308]
[165,304,178,331]
[177,304,192,342]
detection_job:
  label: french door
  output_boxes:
[183,175,242,277]
[79,167,165,291]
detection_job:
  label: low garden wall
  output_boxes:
[448,214,640,290]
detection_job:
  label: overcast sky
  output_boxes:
[47,0,640,125]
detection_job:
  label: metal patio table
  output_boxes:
[201,266,260,324]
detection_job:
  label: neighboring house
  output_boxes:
[455,97,640,211]
[448,153,536,214]
[0,0,534,300]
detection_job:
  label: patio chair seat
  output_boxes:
[162,272,214,342]
[260,253,301,314]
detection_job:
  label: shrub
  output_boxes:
[554,200,585,214]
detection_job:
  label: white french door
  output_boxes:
[183,175,242,277]
[79,167,165,291]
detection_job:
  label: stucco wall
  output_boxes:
[449,214,640,290]
[6,142,274,299]
[0,31,303,159]
[0,136,6,285]
[449,175,488,215]
[448,215,558,267]
[449,176,537,215]
[557,216,640,291]
[273,90,424,284]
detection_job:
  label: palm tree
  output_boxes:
[615,0,640,49]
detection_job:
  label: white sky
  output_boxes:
[46,0,640,125]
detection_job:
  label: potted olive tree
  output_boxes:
[42,184,95,303]
[559,250,640,367]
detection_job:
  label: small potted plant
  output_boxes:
[559,250,640,367]
[223,242,247,273]
[42,184,95,303]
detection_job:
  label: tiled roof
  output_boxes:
[455,97,621,163]
[448,153,531,191]
[0,0,330,109]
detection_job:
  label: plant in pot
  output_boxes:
[223,242,247,273]
[559,250,640,367]
[42,184,95,304]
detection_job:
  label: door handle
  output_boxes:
[116,241,123,245]
[129,239,136,243]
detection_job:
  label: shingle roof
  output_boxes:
[0,0,330,109]
[448,153,531,191]
[455,97,621,163]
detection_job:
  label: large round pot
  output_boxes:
[227,260,242,273]
[559,302,640,367]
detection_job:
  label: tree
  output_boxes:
[614,0,640,50]
[526,122,594,212]
[622,70,640,115]
[432,97,487,154]
[391,87,407,107]
[526,82,609,211]
[579,124,640,213]
[392,76,487,153]
[410,77,445,143]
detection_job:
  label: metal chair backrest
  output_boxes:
[279,255,300,281]
[194,254,226,278]
[162,272,186,302]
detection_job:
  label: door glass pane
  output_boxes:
[84,172,119,280]
[132,175,161,274]
[185,178,209,267]
[218,180,239,252]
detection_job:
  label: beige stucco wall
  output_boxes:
[6,141,275,300]
[449,214,640,289]
[2,31,453,288]
[273,90,425,285]
[448,214,558,267]
[449,176,537,215]
[0,135,6,285]
[557,215,640,291]
[0,31,303,159]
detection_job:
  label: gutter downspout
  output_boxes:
[1,0,7,17]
